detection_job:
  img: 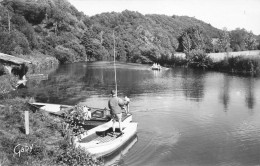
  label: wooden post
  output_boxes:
[24,111,29,135]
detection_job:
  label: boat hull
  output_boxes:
[151,67,161,70]
[30,102,138,157]
[76,122,138,158]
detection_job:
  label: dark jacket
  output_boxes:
[108,96,127,114]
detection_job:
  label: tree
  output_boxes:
[216,28,231,52]
[179,26,209,54]
[1,0,14,33]
[244,31,257,50]
[182,32,192,55]
[230,28,247,51]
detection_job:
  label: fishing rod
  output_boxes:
[113,30,130,113]
[113,30,117,96]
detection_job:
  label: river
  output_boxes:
[24,61,260,166]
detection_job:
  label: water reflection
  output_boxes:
[219,75,230,111]
[181,69,205,102]
[245,78,255,110]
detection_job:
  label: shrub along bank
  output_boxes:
[213,56,260,75]
[186,51,260,76]
[0,98,103,166]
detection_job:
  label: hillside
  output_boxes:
[83,11,222,63]
[0,0,88,63]
[1,0,255,65]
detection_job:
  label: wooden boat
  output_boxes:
[104,135,138,165]
[74,117,137,158]
[30,102,113,128]
[30,102,138,157]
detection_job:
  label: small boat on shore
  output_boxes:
[30,102,112,128]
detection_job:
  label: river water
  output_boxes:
[24,61,260,166]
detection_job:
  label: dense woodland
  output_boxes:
[0,0,259,65]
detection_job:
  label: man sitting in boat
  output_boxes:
[108,90,130,135]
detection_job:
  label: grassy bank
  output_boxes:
[0,98,102,166]
[157,50,260,76]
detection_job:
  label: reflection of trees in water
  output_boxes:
[83,67,111,88]
[25,64,90,104]
[245,78,255,110]
[219,75,230,111]
[181,69,205,102]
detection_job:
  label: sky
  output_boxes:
[68,0,260,35]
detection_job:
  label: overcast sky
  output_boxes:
[68,0,260,35]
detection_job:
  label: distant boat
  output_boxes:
[151,63,162,70]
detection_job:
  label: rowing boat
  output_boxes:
[30,102,138,157]
[74,115,137,158]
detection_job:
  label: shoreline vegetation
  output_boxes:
[0,98,103,166]
[0,0,260,165]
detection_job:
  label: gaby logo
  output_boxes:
[13,143,33,157]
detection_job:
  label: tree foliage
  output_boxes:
[0,0,258,65]
[229,28,257,51]
[215,28,231,52]
[178,26,213,54]
[0,0,87,63]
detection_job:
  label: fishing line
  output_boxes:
[130,106,170,113]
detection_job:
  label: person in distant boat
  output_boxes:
[108,90,130,135]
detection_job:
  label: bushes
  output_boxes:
[24,51,59,74]
[187,50,213,69]
[0,31,31,55]
[55,144,103,166]
[0,98,102,166]
[213,56,260,75]
[0,75,17,94]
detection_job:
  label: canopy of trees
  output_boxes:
[0,0,259,64]
[0,0,87,63]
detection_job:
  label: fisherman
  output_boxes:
[108,90,130,135]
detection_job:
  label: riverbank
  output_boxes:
[0,97,102,166]
[163,50,260,76]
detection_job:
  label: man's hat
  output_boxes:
[111,90,116,96]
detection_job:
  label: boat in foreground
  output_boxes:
[30,102,138,157]
[74,115,137,158]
